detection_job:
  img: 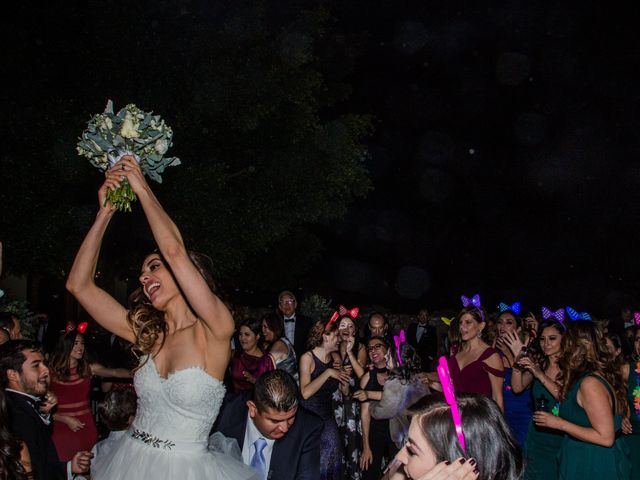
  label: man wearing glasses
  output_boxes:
[277,290,312,359]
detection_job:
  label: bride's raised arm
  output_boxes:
[66,168,134,342]
[117,155,235,341]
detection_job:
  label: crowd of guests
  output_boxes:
[5,159,638,480]
[1,292,640,479]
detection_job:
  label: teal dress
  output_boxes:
[557,374,631,480]
[622,361,640,480]
[524,378,563,480]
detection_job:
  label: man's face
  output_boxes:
[9,349,50,397]
[247,401,298,440]
[368,315,387,337]
[278,295,297,317]
[418,310,429,324]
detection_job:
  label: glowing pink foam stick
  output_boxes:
[393,330,406,366]
[437,356,466,453]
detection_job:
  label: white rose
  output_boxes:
[154,138,169,155]
[120,112,140,138]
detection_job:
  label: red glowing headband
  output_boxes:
[327,305,360,329]
[65,322,88,335]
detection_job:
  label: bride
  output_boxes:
[66,155,258,479]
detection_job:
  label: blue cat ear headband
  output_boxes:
[498,302,521,315]
[565,306,592,321]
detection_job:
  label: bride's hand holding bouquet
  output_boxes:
[77,101,180,212]
[98,155,145,214]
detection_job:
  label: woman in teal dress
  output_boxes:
[533,320,630,480]
[508,319,564,480]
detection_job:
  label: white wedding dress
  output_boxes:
[91,357,259,479]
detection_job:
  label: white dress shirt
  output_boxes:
[242,413,276,477]
[283,316,296,345]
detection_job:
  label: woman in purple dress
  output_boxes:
[229,318,274,394]
[447,306,504,410]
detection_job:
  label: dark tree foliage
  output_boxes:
[0,1,372,288]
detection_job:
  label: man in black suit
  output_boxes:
[277,290,313,358]
[405,309,438,372]
[0,340,92,480]
[215,370,322,480]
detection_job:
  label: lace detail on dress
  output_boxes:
[91,355,260,480]
[132,357,226,450]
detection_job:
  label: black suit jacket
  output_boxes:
[406,322,438,372]
[280,313,314,359]
[5,390,66,480]
[214,394,323,480]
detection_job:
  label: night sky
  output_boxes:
[3,1,640,317]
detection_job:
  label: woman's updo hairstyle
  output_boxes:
[307,319,340,349]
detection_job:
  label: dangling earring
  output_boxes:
[477,329,483,339]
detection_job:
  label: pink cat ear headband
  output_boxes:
[437,356,466,454]
[394,329,406,366]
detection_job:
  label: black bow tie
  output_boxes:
[284,318,296,323]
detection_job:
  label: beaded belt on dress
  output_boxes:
[129,429,207,453]
[130,429,176,450]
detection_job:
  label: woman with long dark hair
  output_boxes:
[533,320,630,479]
[334,315,366,480]
[66,156,258,479]
[508,319,564,480]
[260,313,298,383]
[0,389,29,480]
[495,308,533,446]
[48,327,130,461]
[392,393,524,480]
[229,318,274,393]
[447,306,504,410]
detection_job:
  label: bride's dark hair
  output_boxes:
[127,250,216,359]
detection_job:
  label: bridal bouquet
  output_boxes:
[77,100,181,211]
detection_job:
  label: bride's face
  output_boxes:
[139,254,179,310]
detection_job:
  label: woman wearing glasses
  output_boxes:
[354,336,396,480]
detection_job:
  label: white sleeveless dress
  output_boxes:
[91,357,259,479]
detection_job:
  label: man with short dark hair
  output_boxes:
[215,369,322,480]
[0,340,92,480]
[277,290,313,358]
